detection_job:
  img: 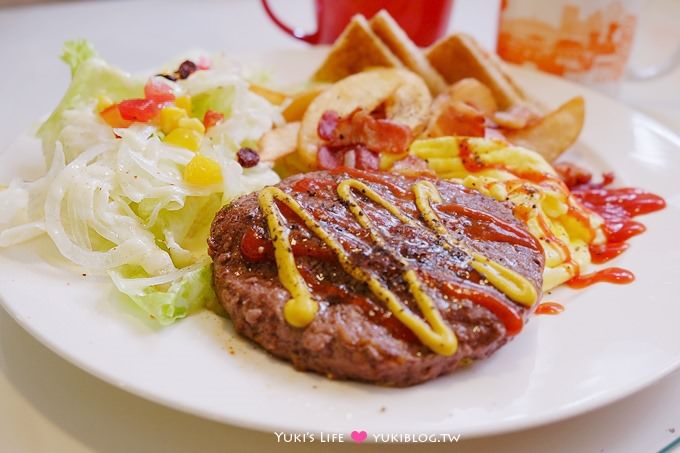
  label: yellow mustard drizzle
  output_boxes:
[412,181,538,307]
[258,188,319,327]
[258,177,537,356]
[336,179,457,356]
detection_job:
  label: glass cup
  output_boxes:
[496,0,680,94]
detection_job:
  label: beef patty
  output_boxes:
[208,169,544,386]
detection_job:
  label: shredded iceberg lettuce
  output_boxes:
[60,39,97,76]
[1,41,282,325]
[38,41,144,164]
[110,262,216,325]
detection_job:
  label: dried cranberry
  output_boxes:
[177,60,198,80]
[237,147,260,168]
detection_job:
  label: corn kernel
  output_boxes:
[97,94,113,112]
[164,128,203,152]
[160,106,188,134]
[175,96,193,116]
[178,117,206,133]
[184,155,223,185]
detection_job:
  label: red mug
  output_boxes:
[261,0,454,47]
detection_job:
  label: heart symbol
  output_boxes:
[351,430,368,443]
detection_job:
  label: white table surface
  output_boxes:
[1,1,679,452]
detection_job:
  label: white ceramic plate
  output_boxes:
[1,2,680,439]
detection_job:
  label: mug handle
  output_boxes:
[626,45,680,81]
[261,0,320,44]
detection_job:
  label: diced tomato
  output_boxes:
[317,145,343,170]
[354,145,379,170]
[118,98,160,123]
[99,104,133,128]
[144,78,176,103]
[203,110,224,129]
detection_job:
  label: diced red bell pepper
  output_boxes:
[118,98,160,123]
[203,110,225,129]
[144,78,176,103]
[99,104,133,128]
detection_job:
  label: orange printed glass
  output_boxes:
[497,0,680,91]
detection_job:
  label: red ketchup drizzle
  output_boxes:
[564,171,665,287]
[331,167,413,199]
[422,274,524,336]
[458,138,549,183]
[438,202,541,250]
[240,226,337,262]
[571,172,665,245]
[567,267,635,289]
[240,226,271,262]
[291,177,337,194]
[588,242,629,264]
[535,301,564,315]
[298,269,418,344]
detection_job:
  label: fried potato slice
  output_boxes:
[423,79,497,138]
[447,78,498,116]
[505,96,585,162]
[282,85,328,123]
[298,68,432,169]
[258,122,300,162]
[249,84,287,105]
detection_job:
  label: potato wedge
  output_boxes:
[298,68,431,169]
[258,122,300,162]
[505,96,584,162]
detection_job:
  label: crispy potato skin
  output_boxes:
[505,96,585,162]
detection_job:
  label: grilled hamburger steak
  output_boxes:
[208,169,544,386]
